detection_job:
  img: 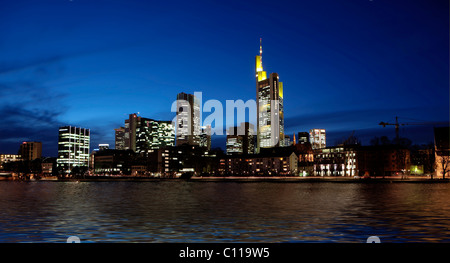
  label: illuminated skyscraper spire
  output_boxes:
[255,38,285,151]
[259,38,263,70]
[260,37,262,57]
[255,38,266,81]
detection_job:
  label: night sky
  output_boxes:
[1,0,448,156]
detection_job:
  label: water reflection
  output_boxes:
[0,181,450,242]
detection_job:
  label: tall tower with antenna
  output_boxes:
[255,38,285,152]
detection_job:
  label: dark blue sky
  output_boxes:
[0,0,448,156]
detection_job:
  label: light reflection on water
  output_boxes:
[0,181,450,243]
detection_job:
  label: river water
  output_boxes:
[0,181,449,243]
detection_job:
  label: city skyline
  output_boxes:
[0,0,448,157]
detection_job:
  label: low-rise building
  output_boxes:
[93,149,135,175]
[313,146,358,177]
[152,145,220,176]
[357,145,410,177]
[0,154,22,170]
[410,147,434,175]
[219,147,298,176]
[41,157,57,176]
[312,145,411,177]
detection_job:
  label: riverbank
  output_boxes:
[2,172,448,183]
[43,175,450,183]
[189,176,450,183]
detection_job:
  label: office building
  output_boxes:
[297,132,310,144]
[135,118,174,153]
[99,144,109,151]
[124,113,139,151]
[0,154,22,170]
[57,126,90,174]
[115,127,125,150]
[312,145,411,177]
[121,113,175,153]
[93,149,135,175]
[313,146,358,177]
[219,147,298,176]
[175,92,201,146]
[255,39,284,151]
[226,122,255,155]
[199,125,212,150]
[18,141,42,161]
[284,134,291,146]
[310,129,326,150]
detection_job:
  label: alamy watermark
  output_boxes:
[67,235,81,243]
[366,236,381,243]
[65,235,381,243]
[170,91,283,146]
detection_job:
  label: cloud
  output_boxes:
[0,55,63,75]
[0,62,68,156]
[0,103,65,156]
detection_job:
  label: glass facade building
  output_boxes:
[199,125,211,150]
[118,114,175,153]
[57,126,90,174]
[310,129,326,150]
[255,39,284,151]
[176,92,201,146]
[135,118,175,153]
[226,122,255,155]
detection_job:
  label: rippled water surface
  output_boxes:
[1,181,450,242]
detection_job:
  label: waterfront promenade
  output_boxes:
[10,175,450,183]
[1,171,447,183]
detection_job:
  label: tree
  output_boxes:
[436,153,450,179]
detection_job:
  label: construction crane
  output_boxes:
[379,116,448,140]
[379,116,402,140]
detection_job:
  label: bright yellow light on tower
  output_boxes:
[258,71,267,81]
[256,56,263,72]
[279,82,283,98]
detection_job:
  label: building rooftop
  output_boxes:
[434,127,450,151]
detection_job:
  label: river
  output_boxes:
[0,181,449,242]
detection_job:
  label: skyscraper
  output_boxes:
[255,39,284,151]
[57,126,90,174]
[122,113,175,153]
[124,113,139,151]
[176,92,201,146]
[310,129,326,149]
[226,122,255,155]
[135,118,175,153]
